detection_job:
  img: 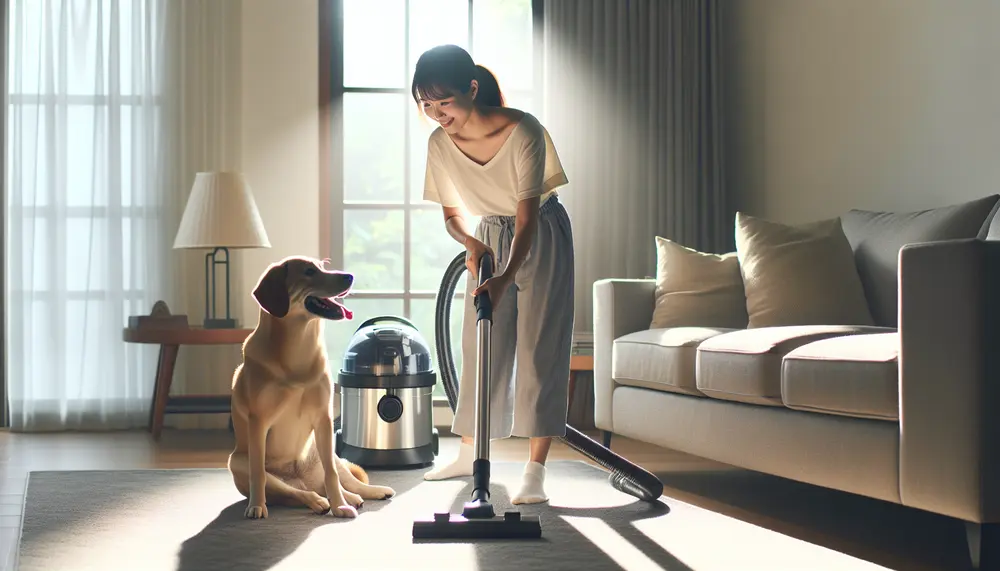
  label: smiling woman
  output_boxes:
[320,0,539,402]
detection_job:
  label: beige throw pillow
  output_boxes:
[735,212,875,328]
[650,237,749,329]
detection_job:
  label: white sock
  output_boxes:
[424,441,475,480]
[511,461,548,505]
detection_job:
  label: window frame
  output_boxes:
[318,0,543,406]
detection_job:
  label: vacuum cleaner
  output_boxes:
[411,251,665,541]
[335,316,440,469]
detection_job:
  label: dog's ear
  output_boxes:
[253,262,290,318]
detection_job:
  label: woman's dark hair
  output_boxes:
[411,44,505,108]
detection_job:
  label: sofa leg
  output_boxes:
[966,522,1000,569]
[602,430,612,449]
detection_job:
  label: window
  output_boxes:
[322,0,539,400]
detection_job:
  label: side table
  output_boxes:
[567,354,595,431]
[123,326,252,440]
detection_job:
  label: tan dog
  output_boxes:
[228,255,396,519]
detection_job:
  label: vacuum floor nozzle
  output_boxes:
[412,511,542,540]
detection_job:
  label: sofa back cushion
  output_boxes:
[840,195,1000,327]
[735,213,876,328]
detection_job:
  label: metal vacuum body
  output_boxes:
[335,316,439,469]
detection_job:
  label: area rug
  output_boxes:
[16,461,887,571]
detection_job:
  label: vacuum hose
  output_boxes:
[434,252,664,503]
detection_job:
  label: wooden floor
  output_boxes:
[0,428,981,571]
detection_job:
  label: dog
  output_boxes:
[228,255,396,519]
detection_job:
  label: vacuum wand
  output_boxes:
[469,252,494,512]
[412,251,543,540]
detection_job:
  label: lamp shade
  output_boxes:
[173,172,271,249]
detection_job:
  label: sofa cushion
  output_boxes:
[781,332,899,422]
[650,237,748,329]
[840,194,1000,328]
[735,212,876,328]
[696,325,893,406]
[613,327,736,396]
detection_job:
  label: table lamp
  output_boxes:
[173,172,271,329]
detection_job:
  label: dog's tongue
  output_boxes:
[330,297,352,319]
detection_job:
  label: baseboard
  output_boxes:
[433,398,454,434]
[434,426,458,437]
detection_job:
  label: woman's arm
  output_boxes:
[499,196,540,280]
[501,116,547,281]
[442,206,476,247]
[444,205,496,278]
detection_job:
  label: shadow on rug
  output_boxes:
[175,474,425,571]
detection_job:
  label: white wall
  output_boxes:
[164,0,246,429]
[238,0,321,321]
[722,0,1000,224]
[165,0,320,429]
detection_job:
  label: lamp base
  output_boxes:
[204,318,239,329]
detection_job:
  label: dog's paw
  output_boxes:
[245,503,268,519]
[329,504,359,519]
[374,485,395,499]
[343,491,364,508]
[303,491,331,515]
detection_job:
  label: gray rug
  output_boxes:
[16,462,885,571]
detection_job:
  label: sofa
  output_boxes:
[593,195,1000,567]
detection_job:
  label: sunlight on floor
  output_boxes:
[273,480,479,571]
[563,516,670,571]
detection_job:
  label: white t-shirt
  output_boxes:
[422,112,569,217]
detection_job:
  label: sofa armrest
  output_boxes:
[592,278,657,431]
[899,238,1000,523]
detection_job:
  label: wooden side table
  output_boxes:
[567,354,595,431]
[123,326,252,440]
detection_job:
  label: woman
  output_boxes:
[414,44,574,505]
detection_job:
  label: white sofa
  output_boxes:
[593,195,1000,568]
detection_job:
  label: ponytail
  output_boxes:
[473,65,505,108]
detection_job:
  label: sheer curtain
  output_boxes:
[5,0,172,431]
[540,0,730,335]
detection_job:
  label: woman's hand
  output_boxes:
[465,237,495,280]
[473,272,514,308]
[466,237,511,306]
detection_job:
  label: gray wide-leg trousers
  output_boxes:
[451,196,576,440]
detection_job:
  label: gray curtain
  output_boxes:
[540,0,730,335]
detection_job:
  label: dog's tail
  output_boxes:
[344,460,369,484]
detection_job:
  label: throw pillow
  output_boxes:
[650,237,749,329]
[735,212,875,328]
